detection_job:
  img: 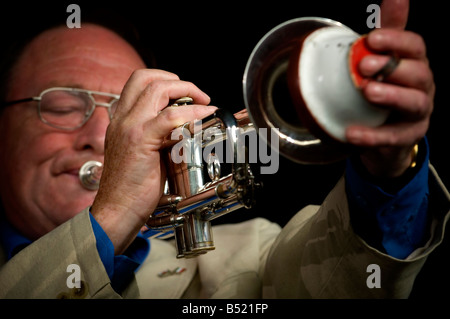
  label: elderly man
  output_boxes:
[0,0,448,299]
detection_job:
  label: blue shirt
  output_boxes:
[0,139,430,291]
[88,213,150,292]
[345,138,430,259]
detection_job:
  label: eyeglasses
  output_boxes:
[3,87,120,130]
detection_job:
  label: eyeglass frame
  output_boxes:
[2,87,121,130]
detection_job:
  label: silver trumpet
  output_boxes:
[80,17,387,258]
[80,102,260,258]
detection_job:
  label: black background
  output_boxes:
[2,0,447,227]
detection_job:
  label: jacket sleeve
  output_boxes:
[262,164,450,298]
[0,208,124,299]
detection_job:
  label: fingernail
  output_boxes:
[363,56,382,69]
[369,31,385,49]
[367,82,385,102]
[347,129,363,143]
[360,56,382,77]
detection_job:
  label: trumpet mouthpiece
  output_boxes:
[79,160,103,190]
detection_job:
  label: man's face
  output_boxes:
[0,24,146,239]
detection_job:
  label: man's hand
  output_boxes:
[90,69,216,254]
[346,0,435,178]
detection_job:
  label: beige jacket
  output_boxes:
[1,165,449,298]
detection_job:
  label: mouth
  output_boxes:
[54,160,84,178]
[64,169,81,177]
[54,159,103,187]
[57,168,82,184]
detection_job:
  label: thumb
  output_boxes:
[381,0,410,30]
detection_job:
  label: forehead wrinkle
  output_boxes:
[42,53,139,75]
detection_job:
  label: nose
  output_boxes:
[74,106,110,153]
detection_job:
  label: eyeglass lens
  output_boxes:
[39,90,117,129]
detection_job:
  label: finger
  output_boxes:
[346,119,429,148]
[363,81,433,119]
[367,29,427,60]
[359,55,434,92]
[145,104,217,140]
[115,69,180,116]
[131,79,211,118]
[380,0,409,30]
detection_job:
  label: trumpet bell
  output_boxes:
[243,17,387,164]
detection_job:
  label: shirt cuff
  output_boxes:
[88,212,150,292]
[345,138,430,259]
